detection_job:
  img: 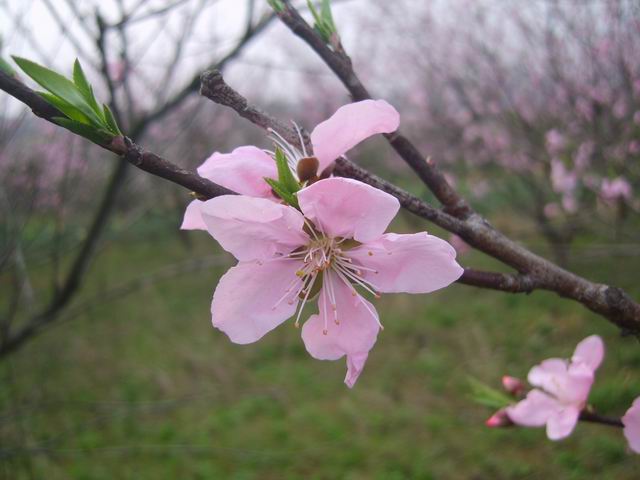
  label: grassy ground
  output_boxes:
[1,215,639,479]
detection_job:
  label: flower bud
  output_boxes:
[486,409,513,428]
[502,376,525,396]
[297,156,319,182]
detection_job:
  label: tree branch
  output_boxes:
[198,68,640,335]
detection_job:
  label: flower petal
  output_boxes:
[197,146,277,198]
[571,335,605,371]
[546,405,580,440]
[297,177,399,242]
[622,397,640,454]
[181,199,207,230]
[527,358,569,395]
[345,352,369,388]
[301,271,380,361]
[528,358,593,405]
[346,233,463,294]
[311,99,400,172]
[211,259,303,344]
[200,195,309,261]
[506,389,558,427]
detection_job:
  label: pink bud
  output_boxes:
[502,376,525,396]
[486,409,513,428]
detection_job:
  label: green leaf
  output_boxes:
[53,117,113,145]
[38,92,90,123]
[264,177,299,208]
[102,104,121,135]
[274,147,300,194]
[320,0,336,31]
[307,0,323,26]
[13,56,103,126]
[467,377,513,410]
[72,59,102,118]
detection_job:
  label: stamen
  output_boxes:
[294,271,317,327]
[291,121,308,157]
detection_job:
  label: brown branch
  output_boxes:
[199,68,640,335]
[579,410,624,428]
[276,0,471,218]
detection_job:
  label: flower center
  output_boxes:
[271,218,382,335]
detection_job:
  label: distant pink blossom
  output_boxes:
[622,397,640,454]
[506,335,604,440]
[561,194,578,214]
[545,129,565,155]
[550,159,577,195]
[600,177,633,204]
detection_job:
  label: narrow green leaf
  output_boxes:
[264,177,299,208]
[72,59,102,118]
[102,104,121,135]
[307,0,323,26]
[53,117,113,145]
[38,92,90,123]
[320,0,336,30]
[274,147,300,194]
[467,377,513,410]
[13,56,103,127]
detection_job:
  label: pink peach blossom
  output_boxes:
[183,100,400,230]
[622,397,640,454]
[506,335,604,440]
[600,177,632,204]
[196,177,463,387]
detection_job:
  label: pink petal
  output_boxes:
[345,352,369,388]
[622,397,640,454]
[528,358,569,396]
[571,335,605,371]
[211,259,303,344]
[546,405,580,440]
[528,358,593,406]
[311,100,400,172]
[297,177,399,242]
[506,389,558,427]
[301,271,380,361]
[197,146,277,198]
[200,195,309,261]
[346,233,463,294]
[181,199,207,230]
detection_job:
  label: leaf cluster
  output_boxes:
[307,0,338,45]
[12,57,122,145]
[265,147,301,208]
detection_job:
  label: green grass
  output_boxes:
[1,217,639,479]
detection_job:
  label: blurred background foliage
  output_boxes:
[0,0,639,478]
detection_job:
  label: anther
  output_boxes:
[323,329,328,335]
